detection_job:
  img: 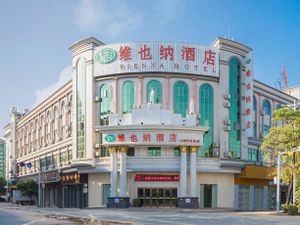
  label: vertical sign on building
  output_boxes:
[244,51,254,137]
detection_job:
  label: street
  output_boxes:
[1,203,300,225]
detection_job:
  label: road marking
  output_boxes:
[23,219,45,225]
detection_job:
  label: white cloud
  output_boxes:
[31,65,72,108]
[153,0,186,27]
[73,0,143,38]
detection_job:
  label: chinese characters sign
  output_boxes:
[134,174,180,182]
[244,51,254,137]
[102,130,203,146]
[94,42,219,77]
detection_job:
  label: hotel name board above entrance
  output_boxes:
[94,42,219,77]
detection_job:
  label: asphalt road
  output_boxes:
[1,203,300,225]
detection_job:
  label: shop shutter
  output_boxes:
[238,185,250,210]
[212,184,217,208]
[254,186,264,210]
[200,184,204,208]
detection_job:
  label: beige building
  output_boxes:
[4,37,297,209]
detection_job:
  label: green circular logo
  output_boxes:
[104,134,116,142]
[95,48,117,64]
[245,58,251,64]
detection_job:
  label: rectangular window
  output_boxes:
[127,147,135,157]
[174,147,180,157]
[100,146,110,157]
[248,148,258,162]
[147,147,161,156]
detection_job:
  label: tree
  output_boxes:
[16,180,38,198]
[261,107,300,204]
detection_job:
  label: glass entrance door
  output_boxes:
[137,188,177,207]
[103,184,111,206]
[200,184,217,208]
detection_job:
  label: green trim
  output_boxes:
[173,81,189,117]
[229,58,241,159]
[199,83,213,157]
[122,81,135,113]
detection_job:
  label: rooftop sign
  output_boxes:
[94,42,219,77]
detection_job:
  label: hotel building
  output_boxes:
[3,37,297,209]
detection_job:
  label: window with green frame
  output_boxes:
[100,83,112,125]
[100,146,110,157]
[253,96,257,138]
[174,147,180,157]
[229,58,241,159]
[248,148,258,162]
[199,83,214,157]
[262,99,271,136]
[173,81,189,117]
[147,147,161,156]
[122,81,135,113]
[147,80,162,103]
[76,59,85,159]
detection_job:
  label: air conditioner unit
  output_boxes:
[94,143,100,149]
[223,102,230,108]
[223,119,230,125]
[94,96,100,102]
[223,125,230,131]
[223,94,231,100]
[261,110,265,115]
[213,142,219,148]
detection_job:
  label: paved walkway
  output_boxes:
[1,203,300,225]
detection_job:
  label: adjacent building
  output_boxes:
[0,139,5,178]
[3,37,297,209]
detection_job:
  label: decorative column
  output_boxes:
[109,146,117,198]
[119,146,128,197]
[179,146,188,198]
[189,146,197,197]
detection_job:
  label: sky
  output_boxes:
[0,0,300,133]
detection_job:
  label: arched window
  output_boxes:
[147,80,162,103]
[40,115,44,146]
[54,107,58,142]
[229,58,241,158]
[69,95,73,135]
[122,81,135,113]
[262,99,271,136]
[173,81,189,117]
[76,59,85,158]
[34,119,38,149]
[61,101,66,139]
[46,111,51,145]
[199,84,213,157]
[253,96,257,138]
[100,83,112,125]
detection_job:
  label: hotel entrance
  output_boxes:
[137,188,178,207]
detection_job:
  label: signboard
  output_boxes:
[134,174,180,182]
[94,42,219,77]
[102,131,203,146]
[44,171,61,183]
[244,51,254,137]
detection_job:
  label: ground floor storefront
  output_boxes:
[87,172,235,208]
[234,165,276,210]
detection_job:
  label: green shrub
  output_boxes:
[132,198,143,207]
[287,204,298,215]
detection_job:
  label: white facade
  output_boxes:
[4,37,297,209]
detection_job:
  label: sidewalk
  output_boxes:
[0,203,282,225]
